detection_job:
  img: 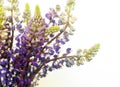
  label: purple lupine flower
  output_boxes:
[24,77,31,84]
[60,39,65,44]
[53,55,58,58]
[45,13,52,20]
[50,34,54,37]
[0,0,99,86]
[12,26,15,30]
[49,49,54,55]
[20,80,24,86]
[66,48,71,53]
[16,23,22,29]
[58,20,63,25]
[49,8,58,18]
[48,67,53,71]
[32,61,40,68]
[19,30,24,33]
[53,44,61,53]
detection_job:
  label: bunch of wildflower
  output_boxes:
[0,0,100,87]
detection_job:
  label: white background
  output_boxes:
[9,0,120,87]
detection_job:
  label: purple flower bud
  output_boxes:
[22,34,30,40]
[53,45,60,53]
[60,39,65,44]
[25,78,31,84]
[17,24,22,29]
[19,30,24,33]
[66,48,71,53]
[45,13,52,20]
[16,42,20,47]
[48,67,52,71]
[43,68,47,74]
[51,19,55,23]
[60,29,63,33]
[53,55,58,58]
[40,57,45,62]
[32,61,40,68]
[50,34,54,37]
[65,38,69,42]
[0,60,8,66]
[12,26,15,30]
[20,80,24,86]
[66,62,71,67]
[49,8,58,18]
[58,20,63,25]
[13,77,19,83]
[35,53,40,58]
[49,49,54,55]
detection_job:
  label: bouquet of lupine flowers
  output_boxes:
[0,0,100,87]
